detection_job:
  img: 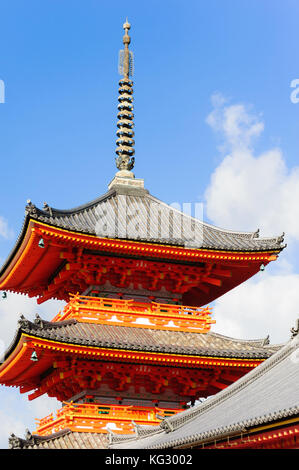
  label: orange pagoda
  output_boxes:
[0,21,286,449]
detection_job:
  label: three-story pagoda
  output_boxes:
[0,21,285,449]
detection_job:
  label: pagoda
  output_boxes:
[0,21,285,450]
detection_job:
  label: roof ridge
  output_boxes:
[1,318,278,376]
[27,190,116,217]
[28,184,151,218]
[109,335,298,449]
[208,331,280,347]
[156,335,299,432]
[154,404,299,449]
[146,193,284,242]
[9,428,72,449]
[18,314,77,330]
[153,405,299,450]
[25,190,285,245]
[10,318,278,358]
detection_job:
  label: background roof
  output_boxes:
[110,333,299,449]
[0,0,299,449]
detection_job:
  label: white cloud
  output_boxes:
[204,94,299,241]
[29,394,61,424]
[206,95,264,151]
[0,388,61,448]
[0,293,65,354]
[0,408,25,448]
[0,216,14,240]
[212,271,299,344]
[0,294,65,447]
[205,93,299,344]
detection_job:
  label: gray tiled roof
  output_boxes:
[6,317,286,450]
[25,184,285,252]
[109,332,299,449]
[9,429,108,449]
[11,314,281,360]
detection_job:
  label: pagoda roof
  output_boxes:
[0,182,285,306]
[109,326,299,449]
[4,314,280,363]
[21,183,285,252]
[4,315,285,449]
[9,428,108,449]
[0,311,282,404]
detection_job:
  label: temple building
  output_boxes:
[0,21,290,450]
[109,323,299,450]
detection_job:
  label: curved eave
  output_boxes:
[0,329,268,388]
[25,188,286,252]
[0,333,43,386]
[0,218,63,294]
[0,213,31,285]
[0,219,282,304]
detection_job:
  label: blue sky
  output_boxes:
[0,0,299,448]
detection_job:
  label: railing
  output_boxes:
[52,294,215,333]
[34,402,183,436]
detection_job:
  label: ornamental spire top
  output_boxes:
[113,20,136,181]
[119,18,134,79]
[109,21,144,190]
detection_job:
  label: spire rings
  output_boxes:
[115,23,135,174]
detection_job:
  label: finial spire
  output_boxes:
[119,19,133,79]
[115,20,135,178]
